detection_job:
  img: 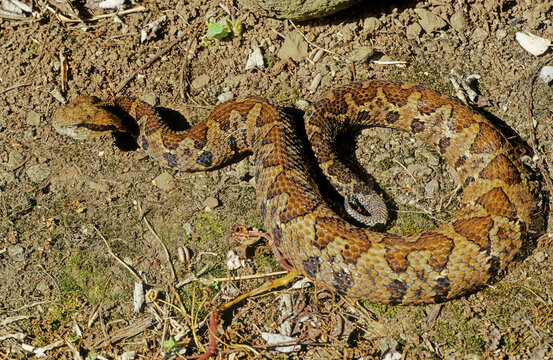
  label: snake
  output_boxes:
[53,81,537,305]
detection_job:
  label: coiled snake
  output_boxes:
[53,81,537,305]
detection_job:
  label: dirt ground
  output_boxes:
[1,0,552,359]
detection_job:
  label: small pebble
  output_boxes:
[26,164,51,183]
[152,172,175,191]
[26,111,42,126]
[8,150,24,168]
[217,91,234,103]
[350,46,374,62]
[203,196,219,210]
[295,99,310,111]
[191,74,210,90]
[8,245,25,262]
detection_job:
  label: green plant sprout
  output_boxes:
[201,18,242,46]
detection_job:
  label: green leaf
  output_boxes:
[164,337,178,351]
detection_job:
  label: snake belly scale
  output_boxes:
[53,81,537,305]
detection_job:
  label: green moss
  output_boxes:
[365,302,399,318]
[375,156,393,171]
[254,249,280,272]
[193,211,224,242]
[395,211,435,235]
[58,252,114,304]
[433,303,486,355]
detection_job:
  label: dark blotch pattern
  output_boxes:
[303,256,320,278]
[387,280,406,303]
[162,152,179,168]
[385,110,400,123]
[196,151,213,167]
[432,277,451,302]
[411,118,426,133]
[438,137,451,153]
[332,269,353,295]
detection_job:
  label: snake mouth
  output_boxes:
[344,194,387,228]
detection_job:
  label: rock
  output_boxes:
[26,164,51,183]
[308,73,322,93]
[152,172,176,191]
[425,179,440,196]
[88,181,109,192]
[8,245,25,262]
[191,74,210,90]
[203,196,219,210]
[414,8,448,33]
[363,17,381,33]
[350,46,374,62]
[26,111,42,126]
[450,11,465,31]
[295,99,310,111]
[532,251,546,263]
[8,150,24,168]
[415,148,439,166]
[472,27,489,42]
[238,0,364,21]
[245,46,264,70]
[406,23,422,39]
[217,91,234,103]
[141,94,157,106]
[0,169,15,187]
[277,31,308,61]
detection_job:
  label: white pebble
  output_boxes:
[515,31,551,56]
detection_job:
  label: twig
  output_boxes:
[45,5,146,23]
[289,20,345,60]
[94,226,142,282]
[178,19,203,100]
[0,82,32,95]
[115,26,191,93]
[136,200,177,283]
[526,55,553,198]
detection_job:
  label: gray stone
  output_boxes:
[203,196,219,210]
[191,74,210,90]
[277,31,308,61]
[414,8,448,33]
[141,94,157,106]
[450,11,465,31]
[8,245,25,262]
[8,150,24,168]
[26,164,51,183]
[26,111,42,126]
[217,91,234,103]
[415,148,439,166]
[350,46,374,62]
[238,0,364,21]
[152,172,176,191]
[472,27,489,42]
[363,17,381,33]
[425,179,440,196]
[406,23,422,39]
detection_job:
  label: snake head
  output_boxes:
[53,95,126,140]
[344,192,388,227]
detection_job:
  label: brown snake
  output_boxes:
[53,81,537,305]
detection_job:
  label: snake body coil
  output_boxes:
[53,81,537,304]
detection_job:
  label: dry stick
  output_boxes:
[115,27,191,94]
[0,82,32,95]
[179,20,203,100]
[44,5,146,23]
[136,200,177,283]
[526,56,553,198]
[94,226,142,282]
[289,20,345,60]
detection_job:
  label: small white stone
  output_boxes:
[515,31,551,56]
